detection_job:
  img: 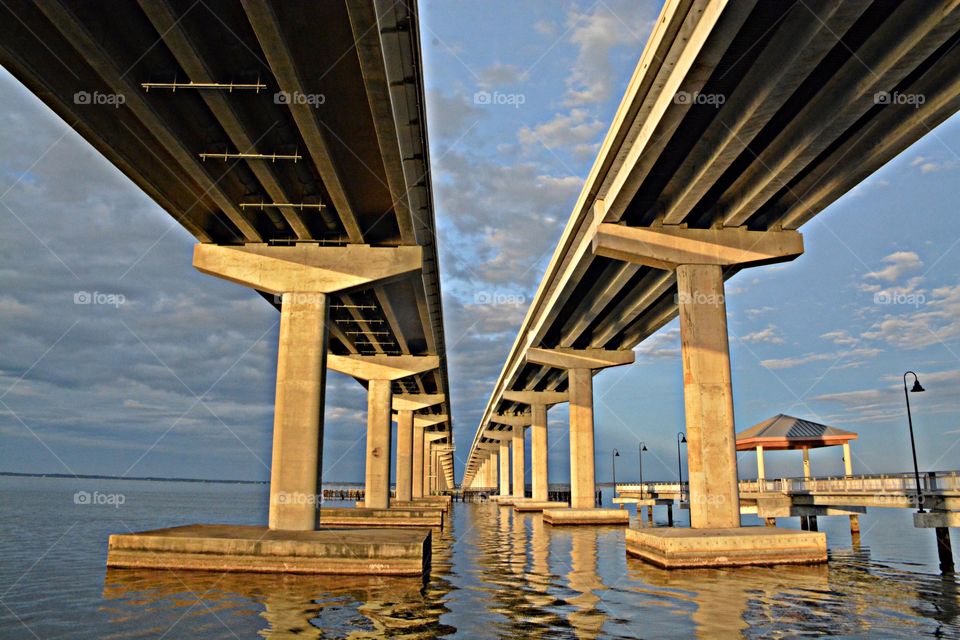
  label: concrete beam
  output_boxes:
[491,413,533,427]
[526,347,634,371]
[914,511,960,528]
[502,390,568,405]
[592,224,804,271]
[407,414,448,428]
[392,394,444,411]
[193,243,422,294]
[328,354,438,381]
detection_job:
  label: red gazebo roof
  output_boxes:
[736,414,857,451]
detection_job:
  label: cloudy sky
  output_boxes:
[2,0,960,486]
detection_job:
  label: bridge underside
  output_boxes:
[464,0,960,568]
[0,0,454,574]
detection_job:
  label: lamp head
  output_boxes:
[641,444,648,451]
[911,379,925,393]
[613,449,620,457]
[679,433,687,444]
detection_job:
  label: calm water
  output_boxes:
[1,476,958,638]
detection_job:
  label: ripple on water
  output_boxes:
[1,478,959,638]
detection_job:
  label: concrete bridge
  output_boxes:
[4,0,960,575]
[0,0,453,574]
[462,0,960,568]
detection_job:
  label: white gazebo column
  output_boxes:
[756,445,765,484]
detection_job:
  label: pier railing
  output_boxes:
[618,471,960,498]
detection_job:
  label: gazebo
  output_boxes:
[736,414,858,483]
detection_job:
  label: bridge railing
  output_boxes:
[618,471,960,497]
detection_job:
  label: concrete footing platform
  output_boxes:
[107,524,431,576]
[625,526,827,569]
[324,507,443,528]
[513,500,568,513]
[543,508,630,525]
[356,500,450,513]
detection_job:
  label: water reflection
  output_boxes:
[103,568,443,638]
[91,503,960,639]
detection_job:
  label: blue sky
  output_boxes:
[1,0,959,485]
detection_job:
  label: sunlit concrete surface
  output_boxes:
[107,524,431,575]
[625,526,827,569]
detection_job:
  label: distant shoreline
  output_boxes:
[0,471,361,487]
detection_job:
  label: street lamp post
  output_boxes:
[903,371,926,513]
[638,441,648,494]
[612,449,620,498]
[677,432,686,502]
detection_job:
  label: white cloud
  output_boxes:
[821,330,857,346]
[638,328,680,359]
[865,251,923,282]
[517,108,605,159]
[739,325,784,345]
[861,283,960,350]
[477,63,526,89]
[562,2,654,106]
[910,155,956,173]
[761,348,881,370]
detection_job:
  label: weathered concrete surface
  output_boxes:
[677,263,741,529]
[395,409,414,502]
[355,499,450,513]
[530,404,549,501]
[543,508,630,525]
[107,524,431,575]
[513,501,568,513]
[625,527,826,569]
[268,292,327,530]
[568,367,596,510]
[914,511,960,528]
[321,507,443,528]
[364,379,393,510]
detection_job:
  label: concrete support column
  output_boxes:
[499,442,511,496]
[676,263,740,529]
[531,404,548,501]
[268,292,328,531]
[569,367,596,510]
[512,426,526,499]
[395,409,414,502]
[364,379,393,509]
[429,446,438,494]
[412,425,425,498]
[802,449,811,478]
